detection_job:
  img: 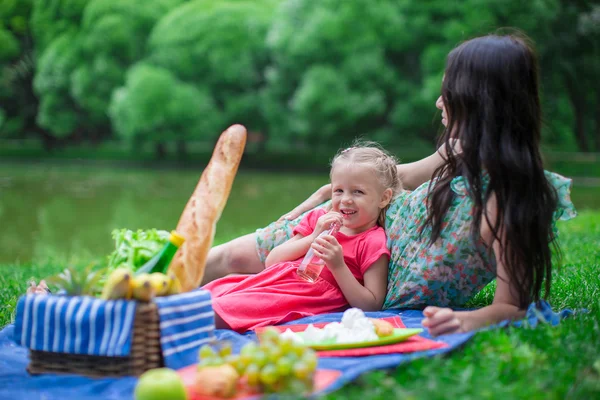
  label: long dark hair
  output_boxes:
[423,34,558,308]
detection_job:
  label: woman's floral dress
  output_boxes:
[255,171,577,309]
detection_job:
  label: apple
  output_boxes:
[134,368,188,400]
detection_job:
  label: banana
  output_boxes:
[149,272,170,297]
[166,273,183,296]
[101,268,133,300]
[131,273,155,302]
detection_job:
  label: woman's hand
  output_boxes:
[312,235,345,270]
[278,184,332,221]
[421,306,464,336]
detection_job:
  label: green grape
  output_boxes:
[259,364,278,386]
[259,328,280,345]
[265,345,283,362]
[218,341,233,357]
[240,342,258,358]
[245,364,260,386]
[198,344,215,359]
[239,351,253,368]
[275,356,293,376]
[198,355,223,367]
[253,349,268,368]
[291,343,307,357]
[278,338,294,353]
[302,350,318,372]
[292,361,311,380]
[224,354,243,373]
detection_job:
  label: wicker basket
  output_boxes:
[27,302,163,377]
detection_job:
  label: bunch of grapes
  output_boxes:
[198,328,318,395]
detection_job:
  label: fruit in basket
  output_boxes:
[46,264,105,296]
[134,368,188,400]
[166,273,183,295]
[149,272,170,296]
[196,364,240,398]
[131,274,155,302]
[101,267,133,300]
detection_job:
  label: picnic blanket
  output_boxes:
[0,301,573,400]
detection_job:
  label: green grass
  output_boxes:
[0,212,598,399]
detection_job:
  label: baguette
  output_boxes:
[168,124,247,291]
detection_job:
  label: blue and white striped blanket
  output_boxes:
[13,289,215,369]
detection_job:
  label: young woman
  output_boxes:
[202,33,576,336]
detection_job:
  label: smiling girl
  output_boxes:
[203,143,402,332]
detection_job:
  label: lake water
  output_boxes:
[0,162,597,264]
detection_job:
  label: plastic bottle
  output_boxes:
[135,230,186,275]
[296,222,340,283]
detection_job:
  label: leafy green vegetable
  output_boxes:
[107,228,169,271]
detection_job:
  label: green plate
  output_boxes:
[298,328,424,351]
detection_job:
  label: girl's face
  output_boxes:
[330,163,392,234]
[436,95,448,127]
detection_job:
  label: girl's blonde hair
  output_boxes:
[330,140,403,227]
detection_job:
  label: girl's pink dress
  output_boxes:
[203,209,390,332]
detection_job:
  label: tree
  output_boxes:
[109,63,220,158]
[28,0,90,146]
[70,0,186,139]
[33,31,88,140]
[263,0,409,147]
[541,1,599,152]
[144,0,275,150]
[0,0,37,140]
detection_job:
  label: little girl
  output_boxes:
[203,142,403,332]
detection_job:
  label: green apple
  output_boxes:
[135,368,188,400]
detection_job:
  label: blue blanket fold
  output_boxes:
[0,302,575,400]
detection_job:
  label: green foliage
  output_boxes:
[263,0,407,145]
[70,0,186,128]
[46,263,106,296]
[30,0,89,54]
[145,0,275,142]
[109,63,221,145]
[33,31,84,137]
[0,25,20,61]
[0,0,597,152]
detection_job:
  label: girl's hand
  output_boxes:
[313,211,343,237]
[312,235,345,270]
[421,306,464,336]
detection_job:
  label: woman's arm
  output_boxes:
[280,141,462,221]
[422,194,525,335]
[278,184,331,221]
[397,139,462,190]
[330,255,389,311]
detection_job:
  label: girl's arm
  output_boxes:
[264,234,314,267]
[329,255,389,311]
[422,194,525,335]
[267,211,344,267]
